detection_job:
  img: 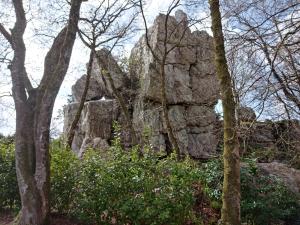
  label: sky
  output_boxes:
[0,0,212,136]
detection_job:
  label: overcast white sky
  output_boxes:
[0,0,211,136]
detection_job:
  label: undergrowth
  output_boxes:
[1,130,299,225]
[198,158,300,225]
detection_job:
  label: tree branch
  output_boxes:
[0,23,13,46]
[40,0,82,94]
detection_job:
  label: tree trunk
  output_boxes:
[15,100,45,225]
[209,0,241,224]
[67,50,94,148]
[15,90,56,225]
[5,0,83,224]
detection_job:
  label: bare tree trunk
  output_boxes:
[209,0,241,224]
[14,101,44,225]
[67,50,94,148]
[0,1,83,224]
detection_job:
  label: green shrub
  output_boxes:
[241,160,299,225]
[199,158,300,225]
[0,141,20,211]
[50,141,80,214]
[73,146,201,225]
[3,131,298,225]
[198,159,222,209]
[0,136,202,225]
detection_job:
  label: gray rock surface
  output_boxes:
[130,10,219,158]
[71,75,104,102]
[63,99,119,155]
[258,162,300,194]
[91,49,128,97]
[82,100,119,139]
[63,10,299,163]
[237,106,256,122]
[63,102,84,154]
[78,137,110,158]
[64,10,220,158]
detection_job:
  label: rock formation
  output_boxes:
[63,11,300,164]
[129,12,219,158]
[258,162,300,194]
[237,106,256,122]
[63,100,119,157]
[63,10,220,158]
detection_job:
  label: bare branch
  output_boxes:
[0,23,12,46]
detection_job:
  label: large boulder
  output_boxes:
[64,10,220,159]
[81,100,119,139]
[91,49,128,97]
[71,75,105,102]
[129,12,219,105]
[78,137,110,158]
[132,103,218,158]
[63,99,119,156]
[258,162,300,194]
[63,102,85,154]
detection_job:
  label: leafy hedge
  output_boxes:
[1,140,202,224]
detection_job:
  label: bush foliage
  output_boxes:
[198,158,300,225]
[49,137,201,224]
[0,134,299,225]
[0,141,20,212]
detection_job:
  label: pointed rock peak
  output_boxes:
[175,9,187,23]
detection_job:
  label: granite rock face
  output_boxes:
[63,102,83,154]
[129,14,219,105]
[63,10,300,164]
[63,10,220,158]
[92,49,128,97]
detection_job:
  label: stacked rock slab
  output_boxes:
[63,48,134,156]
[63,10,220,158]
[63,100,119,157]
[130,11,219,158]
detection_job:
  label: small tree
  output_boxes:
[224,0,300,118]
[67,0,139,148]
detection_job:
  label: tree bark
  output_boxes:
[1,1,83,224]
[209,0,241,224]
[67,49,94,148]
